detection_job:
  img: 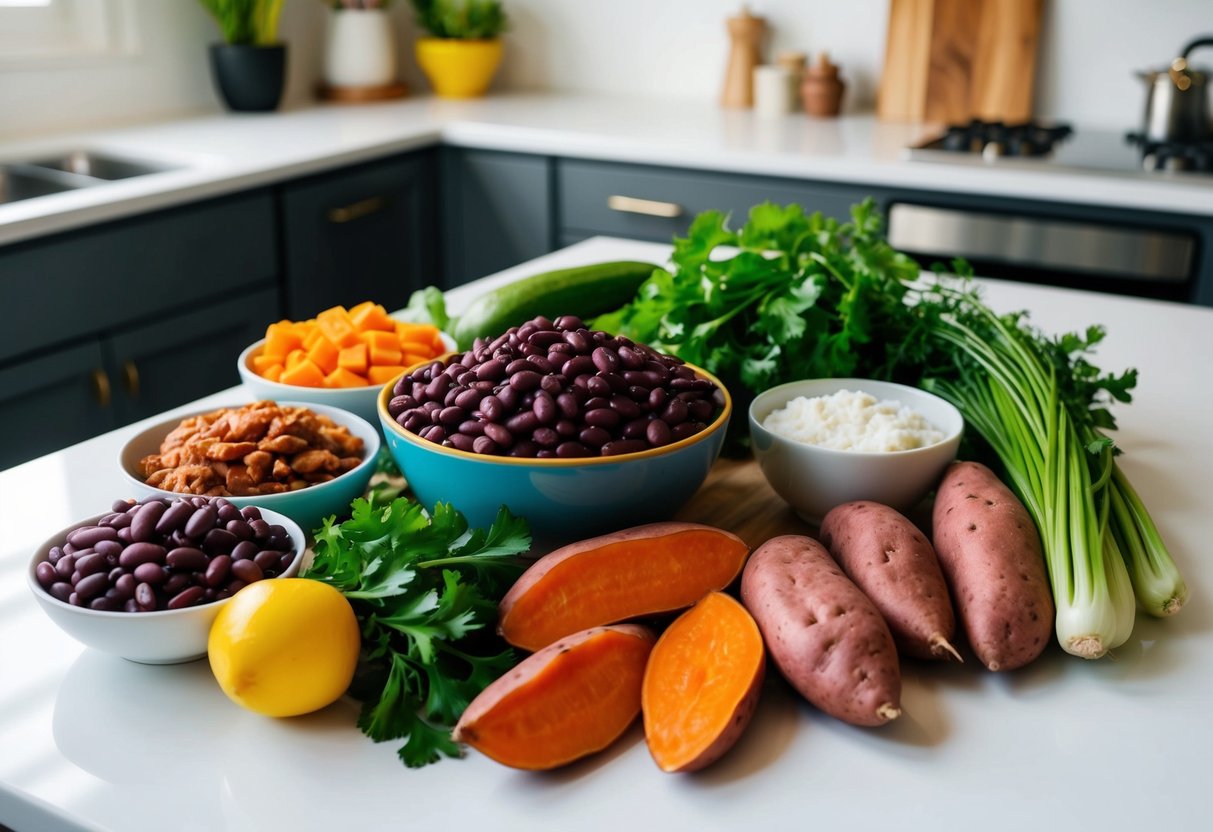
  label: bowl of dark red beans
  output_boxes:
[27,496,305,664]
[377,315,732,541]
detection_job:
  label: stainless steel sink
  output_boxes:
[0,151,179,205]
[28,150,176,181]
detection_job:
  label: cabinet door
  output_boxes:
[441,148,553,286]
[107,287,279,425]
[280,152,439,319]
[559,159,867,242]
[0,341,114,470]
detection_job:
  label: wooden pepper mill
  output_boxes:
[721,6,767,108]
[801,52,845,117]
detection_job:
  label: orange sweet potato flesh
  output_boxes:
[497,522,750,652]
[452,624,655,770]
[642,592,765,773]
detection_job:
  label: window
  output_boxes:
[0,0,135,63]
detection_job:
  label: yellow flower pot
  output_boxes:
[415,38,503,99]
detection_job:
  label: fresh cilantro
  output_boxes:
[303,498,530,767]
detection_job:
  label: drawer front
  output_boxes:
[558,160,864,242]
[0,190,276,364]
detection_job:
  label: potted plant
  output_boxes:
[199,0,288,112]
[322,1,400,94]
[411,0,508,99]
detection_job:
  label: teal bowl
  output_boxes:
[119,401,381,535]
[377,362,732,543]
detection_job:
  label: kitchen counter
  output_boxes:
[2,237,1212,832]
[4,92,1213,247]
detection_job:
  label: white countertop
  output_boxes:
[2,237,1212,832]
[4,92,1213,247]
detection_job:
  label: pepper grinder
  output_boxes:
[801,52,845,117]
[721,6,767,108]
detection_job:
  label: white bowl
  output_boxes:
[118,400,380,534]
[237,332,456,428]
[748,378,964,523]
[28,505,305,664]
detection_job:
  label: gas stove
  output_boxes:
[907,119,1213,178]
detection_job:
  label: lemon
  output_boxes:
[208,578,360,718]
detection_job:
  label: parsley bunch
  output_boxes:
[302,497,530,767]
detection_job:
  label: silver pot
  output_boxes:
[1139,36,1213,143]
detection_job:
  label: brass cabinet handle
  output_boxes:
[122,360,140,397]
[91,368,112,408]
[327,195,387,224]
[606,194,684,218]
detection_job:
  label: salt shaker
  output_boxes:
[754,65,794,117]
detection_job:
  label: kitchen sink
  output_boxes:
[27,150,176,181]
[0,151,179,205]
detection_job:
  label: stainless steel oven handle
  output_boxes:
[886,203,1195,283]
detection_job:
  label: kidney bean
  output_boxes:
[231,559,264,584]
[438,406,466,426]
[166,547,208,571]
[585,397,610,412]
[526,355,554,375]
[505,410,539,434]
[476,359,506,381]
[448,433,475,452]
[67,525,119,549]
[94,539,123,558]
[167,586,207,610]
[601,439,649,456]
[425,374,451,401]
[532,427,559,447]
[55,555,77,580]
[117,527,133,543]
[419,425,447,443]
[253,550,281,573]
[112,498,135,513]
[49,582,73,603]
[118,542,167,570]
[47,546,64,565]
[484,422,513,447]
[89,597,119,612]
[480,395,504,422]
[556,441,592,458]
[662,398,689,425]
[509,440,539,458]
[688,399,716,422]
[130,500,167,542]
[133,562,167,585]
[114,573,137,599]
[279,552,296,572]
[74,552,109,578]
[455,388,485,410]
[216,501,242,524]
[108,512,134,530]
[528,330,563,348]
[35,561,57,588]
[443,386,463,407]
[672,421,706,441]
[162,573,191,595]
[579,426,611,448]
[610,395,642,419]
[622,417,650,440]
[74,572,109,602]
[584,408,621,430]
[223,519,251,541]
[617,345,645,369]
[239,506,262,522]
[184,505,217,539]
[203,555,232,588]
[132,582,156,610]
[496,386,520,411]
[646,419,673,446]
[472,435,499,455]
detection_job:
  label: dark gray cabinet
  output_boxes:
[557,158,868,245]
[280,151,439,319]
[440,148,553,287]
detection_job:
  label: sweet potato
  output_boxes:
[932,461,1054,671]
[740,535,901,727]
[452,624,655,770]
[642,592,765,773]
[498,522,749,652]
[819,501,960,662]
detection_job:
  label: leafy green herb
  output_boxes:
[399,285,453,334]
[198,0,284,46]
[303,498,530,766]
[411,0,509,39]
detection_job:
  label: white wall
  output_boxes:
[0,0,1210,138]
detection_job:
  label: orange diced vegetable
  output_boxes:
[323,367,369,388]
[369,344,402,367]
[348,301,376,319]
[397,322,439,347]
[338,343,368,374]
[317,306,361,347]
[279,358,325,387]
[251,353,280,373]
[263,364,284,383]
[285,349,308,370]
[264,323,303,358]
[307,337,340,375]
[401,352,431,369]
[351,303,396,333]
[363,330,399,352]
[367,365,407,385]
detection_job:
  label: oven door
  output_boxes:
[886,203,1198,301]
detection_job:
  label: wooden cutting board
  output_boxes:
[878,0,1043,123]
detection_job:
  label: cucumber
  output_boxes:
[451,260,657,349]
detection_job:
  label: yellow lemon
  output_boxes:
[208,578,360,717]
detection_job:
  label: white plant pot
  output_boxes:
[324,9,396,88]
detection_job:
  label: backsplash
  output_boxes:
[0,0,1208,138]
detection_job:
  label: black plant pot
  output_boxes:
[209,43,287,112]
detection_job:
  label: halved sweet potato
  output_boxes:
[642,592,765,773]
[452,624,655,770]
[498,522,750,652]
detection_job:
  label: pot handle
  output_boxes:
[1180,36,1213,61]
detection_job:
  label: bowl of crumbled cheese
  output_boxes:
[748,378,963,523]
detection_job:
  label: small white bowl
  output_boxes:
[118,400,380,534]
[237,332,456,427]
[28,506,305,664]
[748,378,964,523]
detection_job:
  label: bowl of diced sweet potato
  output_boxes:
[238,302,455,427]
